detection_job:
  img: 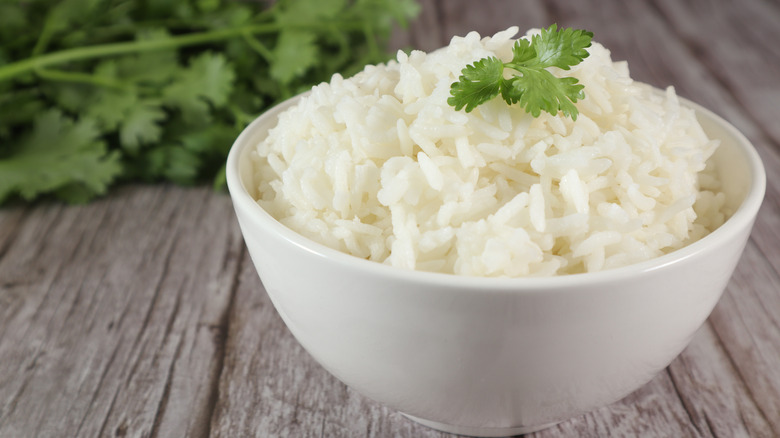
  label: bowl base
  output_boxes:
[402,413,559,437]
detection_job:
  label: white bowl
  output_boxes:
[226,94,765,437]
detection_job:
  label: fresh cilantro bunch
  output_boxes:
[448,24,593,119]
[0,0,419,204]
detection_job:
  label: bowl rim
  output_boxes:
[226,90,766,291]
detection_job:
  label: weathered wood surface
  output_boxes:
[1,0,779,436]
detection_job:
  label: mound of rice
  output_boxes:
[250,27,728,276]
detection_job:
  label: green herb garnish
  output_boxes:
[0,0,419,205]
[447,24,593,119]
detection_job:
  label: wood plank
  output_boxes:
[390,0,446,53]
[0,186,243,437]
[0,205,27,262]
[651,0,780,146]
[436,0,549,44]
[708,241,780,434]
[668,305,777,437]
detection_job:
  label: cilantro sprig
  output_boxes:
[0,0,419,205]
[448,24,593,120]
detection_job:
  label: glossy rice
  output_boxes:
[249,27,728,276]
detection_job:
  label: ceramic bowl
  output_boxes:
[226,94,765,437]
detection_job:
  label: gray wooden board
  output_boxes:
[1,0,779,436]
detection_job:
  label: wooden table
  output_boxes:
[2,0,779,436]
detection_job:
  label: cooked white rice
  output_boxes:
[250,27,728,276]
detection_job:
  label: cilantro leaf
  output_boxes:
[0,0,419,205]
[508,71,584,119]
[448,57,504,112]
[529,24,594,70]
[270,30,319,86]
[119,102,167,152]
[125,124,237,185]
[510,38,536,65]
[448,24,593,119]
[162,52,236,124]
[114,30,180,86]
[275,0,346,22]
[0,110,122,203]
[85,88,138,132]
[0,3,28,46]
[269,0,345,86]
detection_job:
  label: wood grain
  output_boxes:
[0,187,244,437]
[0,0,778,437]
